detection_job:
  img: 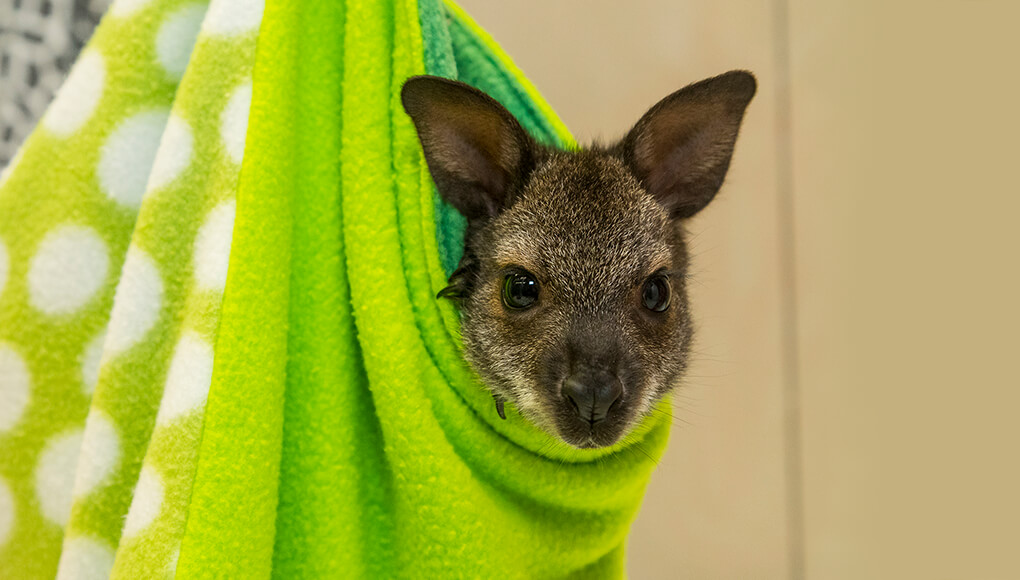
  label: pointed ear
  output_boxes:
[620,70,756,219]
[401,76,534,221]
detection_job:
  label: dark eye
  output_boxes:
[502,271,539,310]
[641,275,671,313]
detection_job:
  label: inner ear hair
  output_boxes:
[401,76,535,222]
[618,70,757,219]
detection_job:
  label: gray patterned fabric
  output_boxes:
[0,0,110,168]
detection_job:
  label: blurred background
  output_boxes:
[0,0,110,166]
[3,0,1018,577]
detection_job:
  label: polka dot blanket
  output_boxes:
[0,0,671,578]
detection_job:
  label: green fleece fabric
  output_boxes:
[0,0,670,578]
[0,0,259,578]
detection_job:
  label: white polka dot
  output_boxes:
[157,333,213,426]
[122,464,163,539]
[156,4,206,81]
[80,331,106,396]
[221,82,252,164]
[0,148,23,188]
[0,238,8,298]
[0,344,31,433]
[36,429,83,526]
[43,51,105,137]
[193,201,235,291]
[28,225,109,315]
[203,0,264,36]
[0,477,14,547]
[110,0,154,18]
[106,246,163,355]
[147,113,193,191]
[72,412,120,499]
[98,109,170,208]
[166,547,180,577]
[55,536,115,580]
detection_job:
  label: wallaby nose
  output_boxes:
[563,369,623,424]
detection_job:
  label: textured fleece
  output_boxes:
[0,0,669,578]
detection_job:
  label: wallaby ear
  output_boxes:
[620,70,756,219]
[401,76,534,221]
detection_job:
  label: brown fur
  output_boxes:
[402,71,756,447]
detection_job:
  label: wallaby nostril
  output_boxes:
[563,375,589,417]
[563,371,623,425]
[565,392,580,415]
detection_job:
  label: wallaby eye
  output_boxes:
[641,275,671,313]
[502,271,539,310]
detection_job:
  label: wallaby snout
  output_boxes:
[562,368,623,425]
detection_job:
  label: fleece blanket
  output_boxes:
[0,0,671,578]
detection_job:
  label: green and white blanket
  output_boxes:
[0,0,670,577]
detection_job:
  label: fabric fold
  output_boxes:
[0,0,669,578]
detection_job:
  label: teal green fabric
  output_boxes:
[423,0,576,275]
[0,0,670,578]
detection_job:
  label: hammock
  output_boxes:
[0,0,670,577]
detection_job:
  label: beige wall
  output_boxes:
[457,1,1020,578]
[789,1,1020,578]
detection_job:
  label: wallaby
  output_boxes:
[401,71,756,449]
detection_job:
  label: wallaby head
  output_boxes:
[401,71,756,448]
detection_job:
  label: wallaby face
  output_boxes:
[402,71,755,448]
